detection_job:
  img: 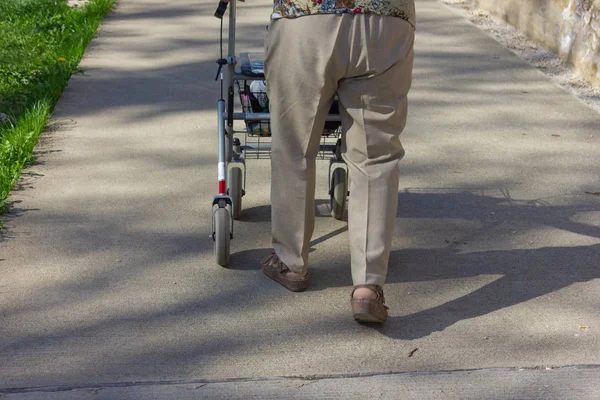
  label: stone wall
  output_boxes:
[471,0,600,86]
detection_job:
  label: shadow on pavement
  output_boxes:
[235,187,599,341]
[293,188,600,338]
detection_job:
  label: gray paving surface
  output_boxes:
[1,0,599,396]
[3,367,600,399]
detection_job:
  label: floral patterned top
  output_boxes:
[272,0,415,28]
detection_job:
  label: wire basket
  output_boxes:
[235,79,342,159]
[239,80,271,136]
[237,80,342,136]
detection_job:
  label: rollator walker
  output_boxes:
[211,0,348,266]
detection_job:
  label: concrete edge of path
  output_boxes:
[2,365,600,399]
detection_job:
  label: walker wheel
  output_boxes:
[330,167,347,220]
[228,165,244,220]
[214,206,231,266]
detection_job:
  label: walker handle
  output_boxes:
[214,1,228,19]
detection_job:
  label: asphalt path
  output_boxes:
[1,0,599,396]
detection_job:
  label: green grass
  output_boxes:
[0,0,114,221]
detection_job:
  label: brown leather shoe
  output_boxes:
[262,252,309,292]
[351,285,389,323]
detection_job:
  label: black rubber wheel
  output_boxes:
[330,168,347,220]
[214,207,231,266]
[228,166,243,220]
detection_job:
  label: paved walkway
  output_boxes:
[1,0,599,397]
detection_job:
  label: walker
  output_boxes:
[211,1,348,266]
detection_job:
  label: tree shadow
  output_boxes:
[379,243,600,339]
[232,187,600,331]
[329,188,600,339]
[232,186,600,323]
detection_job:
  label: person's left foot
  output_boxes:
[351,285,389,323]
[262,252,309,292]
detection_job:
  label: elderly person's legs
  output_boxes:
[264,14,415,322]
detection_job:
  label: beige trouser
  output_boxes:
[264,14,415,286]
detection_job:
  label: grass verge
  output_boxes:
[0,0,114,224]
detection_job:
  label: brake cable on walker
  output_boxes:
[215,2,228,100]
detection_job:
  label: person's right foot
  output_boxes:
[351,285,389,323]
[262,252,309,292]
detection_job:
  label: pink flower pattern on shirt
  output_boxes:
[273,0,415,27]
